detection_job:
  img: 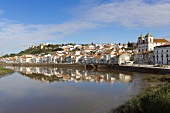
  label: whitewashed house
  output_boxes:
[154,44,170,65]
[134,51,154,64]
[143,51,154,64]
[114,53,131,65]
[19,54,35,63]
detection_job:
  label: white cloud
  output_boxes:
[0,19,99,54]
[81,0,170,28]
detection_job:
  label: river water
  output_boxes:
[0,66,154,113]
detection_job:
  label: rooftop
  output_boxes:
[153,39,169,43]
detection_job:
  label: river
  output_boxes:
[0,66,155,113]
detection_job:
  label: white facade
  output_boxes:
[114,53,130,65]
[137,33,169,53]
[154,45,170,65]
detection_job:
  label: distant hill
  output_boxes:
[18,44,62,55]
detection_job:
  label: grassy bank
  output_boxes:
[112,75,170,113]
[0,67,14,75]
[144,74,170,83]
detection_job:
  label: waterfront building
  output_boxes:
[114,52,131,65]
[136,33,169,64]
[134,51,154,64]
[137,32,169,52]
[154,44,170,65]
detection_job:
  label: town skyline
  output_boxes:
[0,0,170,54]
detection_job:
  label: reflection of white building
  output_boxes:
[5,66,133,83]
[119,73,132,83]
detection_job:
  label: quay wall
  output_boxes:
[98,64,170,75]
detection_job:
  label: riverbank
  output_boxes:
[111,83,170,113]
[1,63,170,74]
[0,67,14,75]
[111,74,170,113]
[105,64,170,75]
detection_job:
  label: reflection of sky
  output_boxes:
[0,70,148,113]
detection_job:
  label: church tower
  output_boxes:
[137,34,144,52]
[145,32,154,51]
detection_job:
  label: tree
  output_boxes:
[3,54,9,58]
[128,41,133,47]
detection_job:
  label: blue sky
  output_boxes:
[0,0,170,54]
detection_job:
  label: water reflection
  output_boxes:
[5,66,133,83]
[1,66,150,113]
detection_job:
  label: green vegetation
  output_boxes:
[124,47,137,50]
[112,75,170,113]
[112,84,170,113]
[18,44,62,55]
[144,75,170,83]
[0,67,14,75]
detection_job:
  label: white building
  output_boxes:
[137,33,169,53]
[136,33,169,64]
[114,53,131,65]
[154,44,170,65]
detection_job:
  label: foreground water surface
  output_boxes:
[0,66,154,113]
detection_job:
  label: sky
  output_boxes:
[0,0,170,55]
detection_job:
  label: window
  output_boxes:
[157,58,158,63]
[150,38,152,42]
[167,58,168,65]
[162,50,163,53]
[167,50,168,53]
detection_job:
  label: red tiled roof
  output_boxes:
[153,39,169,43]
[94,55,102,59]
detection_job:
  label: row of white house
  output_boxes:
[1,33,170,65]
[1,49,132,65]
